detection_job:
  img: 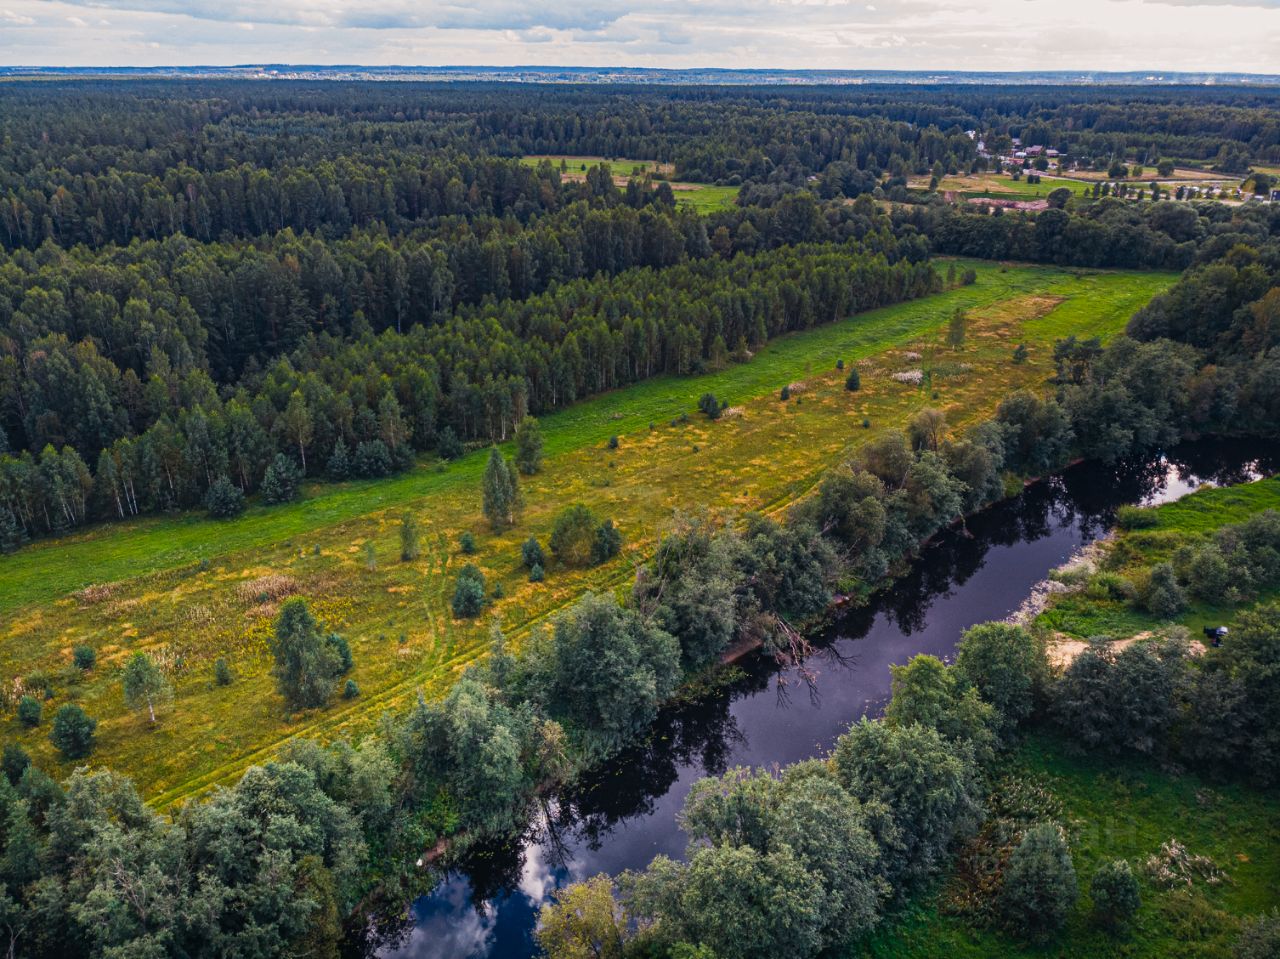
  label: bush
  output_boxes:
[72,645,96,671]
[698,392,722,420]
[399,513,420,562]
[522,537,546,569]
[326,633,353,674]
[592,519,623,565]
[845,368,861,391]
[1091,859,1140,930]
[205,475,245,519]
[514,415,544,475]
[437,426,464,460]
[1,743,29,785]
[836,358,845,370]
[1236,910,1280,959]
[214,657,233,686]
[529,562,545,583]
[1116,504,1158,530]
[1145,562,1186,619]
[260,453,302,505]
[343,679,360,699]
[16,695,41,728]
[459,531,477,554]
[607,435,619,450]
[550,504,602,567]
[1012,343,1028,364]
[780,385,791,401]
[353,439,392,478]
[452,563,486,617]
[1000,823,1078,940]
[326,438,351,479]
[50,703,97,759]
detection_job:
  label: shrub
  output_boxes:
[50,703,98,759]
[862,418,871,429]
[514,415,544,475]
[326,633,354,674]
[435,426,463,460]
[326,438,351,479]
[343,679,360,699]
[452,564,486,617]
[550,504,602,567]
[1,743,29,785]
[269,600,347,710]
[1236,910,1280,959]
[836,358,845,370]
[1116,504,1158,530]
[698,392,722,419]
[592,519,623,565]
[845,368,861,391]
[780,385,791,401]
[399,513,420,562]
[1012,343,1028,364]
[1000,823,1078,940]
[459,531,477,554]
[522,537,546,569]
[205,475,245,519]
[1091,859,1140,930]
[353,439,392,478]
[214,657,233,686]
[607,435,619,450]
[72,645,96,671]
[529,563,545,583]
[16,695,41,728]
[1145,562,1186,619]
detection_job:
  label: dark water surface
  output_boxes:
[379,438,1279,959]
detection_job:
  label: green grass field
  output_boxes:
[922,174,1087,202]
[1038,477,1280,638]
[857,732,1280,959]
[520,154,740,212]
[0,262,1176,806]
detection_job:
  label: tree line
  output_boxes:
[0,236,936,545]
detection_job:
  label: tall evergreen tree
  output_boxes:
[482,447,521,529]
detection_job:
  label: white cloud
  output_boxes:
[2,0,1278,71]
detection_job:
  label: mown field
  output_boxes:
[917,173,1085,201]
[1039,476,1280,639]
[0,262,1176,807]
[858,732,1280,959]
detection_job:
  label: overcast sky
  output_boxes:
[3,0,1279,73]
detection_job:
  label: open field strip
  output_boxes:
[0,263,1176,806]
[520,154,740,211]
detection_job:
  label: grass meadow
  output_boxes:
[0,262,1176,807]
[520,154,741,212]
[1038,476,1280,639]
[858,732,1280,959]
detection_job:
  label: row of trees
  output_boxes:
[0,238,937,544]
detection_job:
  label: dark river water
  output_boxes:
[376,438,1279,959]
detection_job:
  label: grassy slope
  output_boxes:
[1039,477,1280,638]
[0,262,1175,806]
[859,733,1280,959]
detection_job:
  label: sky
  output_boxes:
[2,0,1279,73]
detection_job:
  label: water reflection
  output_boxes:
[378,438,1278,959]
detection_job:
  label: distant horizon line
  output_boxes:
[2,64,1280,83]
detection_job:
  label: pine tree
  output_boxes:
[482,447,521,529]
[327,438,352,479]
[400,512,421,561]
[514,415,544,475]
[260,453,302,505]
[205,475,245,519]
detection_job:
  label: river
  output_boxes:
[376,438,1279,959]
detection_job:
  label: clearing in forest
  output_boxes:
[0,262,1176,806]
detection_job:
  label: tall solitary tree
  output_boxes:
[269,599,343,710]
[281,390,314,473]
[514,415,544,475]
[482,447,521,530]
[400,512,421,562]
[121,652,173,725]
